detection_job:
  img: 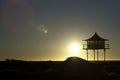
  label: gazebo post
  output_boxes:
[87,49,88,61]
[104,49,106,61]
[93,50,95,62]
[97,50,99,61]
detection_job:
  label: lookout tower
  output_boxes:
[83,32,109,61]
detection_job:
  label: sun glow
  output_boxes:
[69,42,82,56]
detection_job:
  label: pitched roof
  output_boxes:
[83,32,108,41]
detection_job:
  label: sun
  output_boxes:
[70,43,80,53]
[69,42,82,56]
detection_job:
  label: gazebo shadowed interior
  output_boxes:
[83,32,109,61]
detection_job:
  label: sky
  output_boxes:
[0,0,120,61]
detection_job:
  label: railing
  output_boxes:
[105,44,110,49]
[83,44,87,49]
[83,44,110,49]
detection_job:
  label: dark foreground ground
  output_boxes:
[0,57,120,80]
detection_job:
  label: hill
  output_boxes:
[0,57,120,80]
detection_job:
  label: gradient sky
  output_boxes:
[0,0,120,61]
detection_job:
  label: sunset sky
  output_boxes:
[0,0,120,61]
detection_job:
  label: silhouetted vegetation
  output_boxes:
[0,57,120,80]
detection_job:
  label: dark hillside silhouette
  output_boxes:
[0,57,120,80]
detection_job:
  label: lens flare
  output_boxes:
[38,25,48,34]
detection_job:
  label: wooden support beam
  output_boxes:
[97,50,99,61]
[104,49,106,61]
[94,50,95,62]
[87,50,88,61]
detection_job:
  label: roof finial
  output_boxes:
[95,32,97,34]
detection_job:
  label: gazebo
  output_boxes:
[83,32,109,61]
